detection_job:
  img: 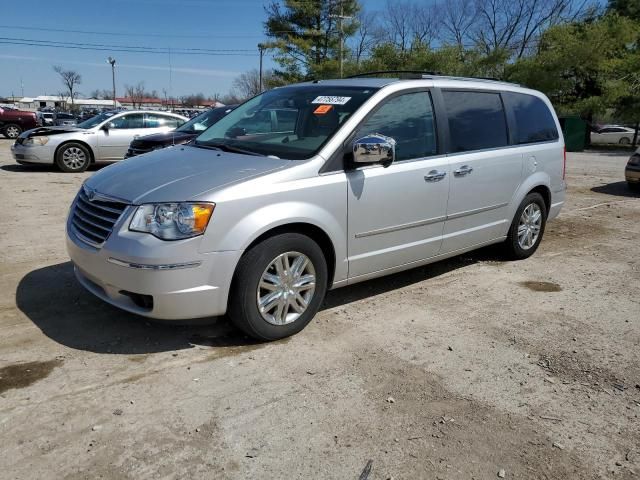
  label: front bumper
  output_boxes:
[11,142,53,165]
[625,165,640,183]
[66,217,241,320]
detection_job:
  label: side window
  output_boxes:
[145,114,181,128]
[110,113,144,129]
[504,92,559,144]
[442,91,508,153]
[357,91,437,161]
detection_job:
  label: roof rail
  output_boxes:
[346,70,441,79]
[346,70,520,86]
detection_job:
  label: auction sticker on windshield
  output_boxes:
[311,96,351,105]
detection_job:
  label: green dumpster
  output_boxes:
[559,115,587,152]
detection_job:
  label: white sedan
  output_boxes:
[590,125,636,145]
[11,110,188,172]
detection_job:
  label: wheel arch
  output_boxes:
[528,184,551,214]
[241,222,337,288]
[55,140,95,164]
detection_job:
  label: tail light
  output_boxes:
[562,146,567,180]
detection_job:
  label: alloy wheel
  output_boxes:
[62,147,87,170]
[517,203,542,250]
[6,126,20,138]
[256,251,316,326]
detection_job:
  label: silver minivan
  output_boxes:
[66,75,566,340]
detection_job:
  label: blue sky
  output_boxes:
[0,0,386,99]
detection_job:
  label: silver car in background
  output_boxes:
[11,110,187,172]
[66,75,566,341]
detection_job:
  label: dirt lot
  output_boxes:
[0,139,638,480]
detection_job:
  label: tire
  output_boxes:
[619,137,631,145]
[628,182,640,193]
[4,124,22,139]
[228,233,328,341]
[55,142,91,172]
[503,192,547,260]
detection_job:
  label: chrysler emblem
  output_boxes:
[83,185,96,201]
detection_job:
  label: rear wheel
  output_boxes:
[619,137,631,145]
[628,182,640,193]
[4,124,22,139]
[56,142,91,172]
[228,233,328,341]
[503,192,547,260]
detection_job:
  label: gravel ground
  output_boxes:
[0,139,638,480]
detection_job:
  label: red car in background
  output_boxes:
[0,107,39,139]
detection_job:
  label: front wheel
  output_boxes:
[503,192,547,260]
[4,124,22,139]
[56,142,91,172]
[228,233,328,341]
[619,137,631,145]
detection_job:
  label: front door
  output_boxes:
[347,91,450,279]
[96,113,147,160]
[439,90,523,253]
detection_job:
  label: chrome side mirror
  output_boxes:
[353,134,396,167]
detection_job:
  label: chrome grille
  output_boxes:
[71,188,128,247]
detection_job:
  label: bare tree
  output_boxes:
[381,0,413,52]
[409,3,441,48]
[124,82,148,109]
[351,10,379,65]
[472,0,589,58]
[439,0,476,51]
[180,93,206,108]
[232,69,279,99]
[53,66,82,107]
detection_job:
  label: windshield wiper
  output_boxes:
[194,141,264,157]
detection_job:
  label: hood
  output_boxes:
[130,130,197,148]
[85,145,292,204]
[22,126,84,137]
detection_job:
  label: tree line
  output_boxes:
[262,0,640,127]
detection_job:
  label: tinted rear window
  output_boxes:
[442,91,508,153]
[504,92,559,144]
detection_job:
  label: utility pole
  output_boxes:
[330,1,352,78]
[108,57,116,109]
[258,43,267,93]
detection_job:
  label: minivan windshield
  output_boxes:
[194,85,378,160]
[76,111,116,129]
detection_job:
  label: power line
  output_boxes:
[0,36,254,53]
[0,24,298,39]
[0,39,259,56]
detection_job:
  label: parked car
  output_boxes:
[625,148,640,191]
[37,112,55,126]
[54,112,78,127]
[66,75,566,341]
[0,106,39,139]
[590,125,636,145]
[125,105,237,158]
[11,110,188,172]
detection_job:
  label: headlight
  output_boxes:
[129,203,214,240]
[23,136,49,146]
[628,154,640,166]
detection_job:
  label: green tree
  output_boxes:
[508,14,639,124]
[609,0,640,19]
[264,0,360,81]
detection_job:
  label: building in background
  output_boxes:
[15,95,120,111]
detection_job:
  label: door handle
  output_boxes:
[424,170,447,182]
[453,165,473,176]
